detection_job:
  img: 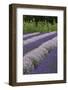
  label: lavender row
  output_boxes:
[23,33,57,55]
[24,31,56,45]
[23,32,40,38]
[23,37,57,74]
[23,32,45,40]
[31,47,57,74]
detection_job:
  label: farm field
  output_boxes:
[23,15,57,74]
[23,32,57,74]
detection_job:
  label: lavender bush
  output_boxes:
[23,37,57,74]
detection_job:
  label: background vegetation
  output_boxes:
[23,15,57,33]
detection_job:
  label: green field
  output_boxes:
[23,15,57,33]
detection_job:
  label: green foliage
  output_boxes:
[32,59,39,69]
[23,20,57,33]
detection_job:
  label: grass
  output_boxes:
[23,20,57,33]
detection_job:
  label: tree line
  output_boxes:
[23,15,57,26]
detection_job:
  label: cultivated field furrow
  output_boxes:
[23,36,57,74]
[23,32,57,55]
